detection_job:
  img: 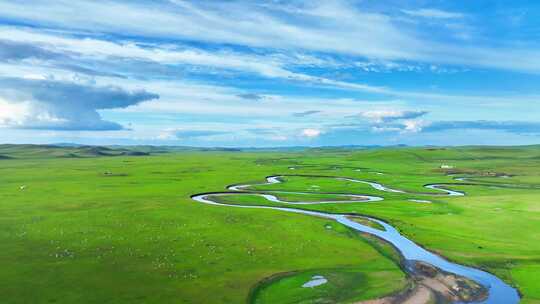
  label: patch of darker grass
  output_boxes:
[347,216,385,231]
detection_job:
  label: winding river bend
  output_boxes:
[191,175,520,304]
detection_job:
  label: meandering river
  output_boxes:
[191,175,520,304]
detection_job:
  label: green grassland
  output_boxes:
[1,145,539,303]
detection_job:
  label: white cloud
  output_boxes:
[371,125,402,133]
[0,26,390,93]
[402,9,464,19]
[0,27,293,77]
[2,1,540,73]
[0,78,159,130]
[361,109,428,123]
[0,99,36,127]
[301,128,322,138]
[0,1,539,147]
[402,119,426,133]
[0,1,418,60]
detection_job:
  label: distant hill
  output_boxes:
[1,143,538,159]
[0,144,151,159]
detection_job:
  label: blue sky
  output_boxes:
[0,0,539,147]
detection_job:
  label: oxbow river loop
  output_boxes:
[191,174,520,304]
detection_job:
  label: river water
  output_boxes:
[191,175,520,304]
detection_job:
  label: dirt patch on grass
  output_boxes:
[355,261,487,304]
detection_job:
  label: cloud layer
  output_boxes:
[0,78,159,130]
[424,121,540,135]
[2,1,540,72]
[175,130,229,139]
[0,1,539,146]
[361,110,428,123]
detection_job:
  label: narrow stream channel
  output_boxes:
[191,175,520,304]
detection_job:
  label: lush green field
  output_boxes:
[1,145,539,303]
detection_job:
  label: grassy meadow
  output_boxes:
[1,145,539,303]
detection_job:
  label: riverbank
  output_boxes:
[192,172,519,303]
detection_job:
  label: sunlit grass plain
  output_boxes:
[1,145,539,303]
